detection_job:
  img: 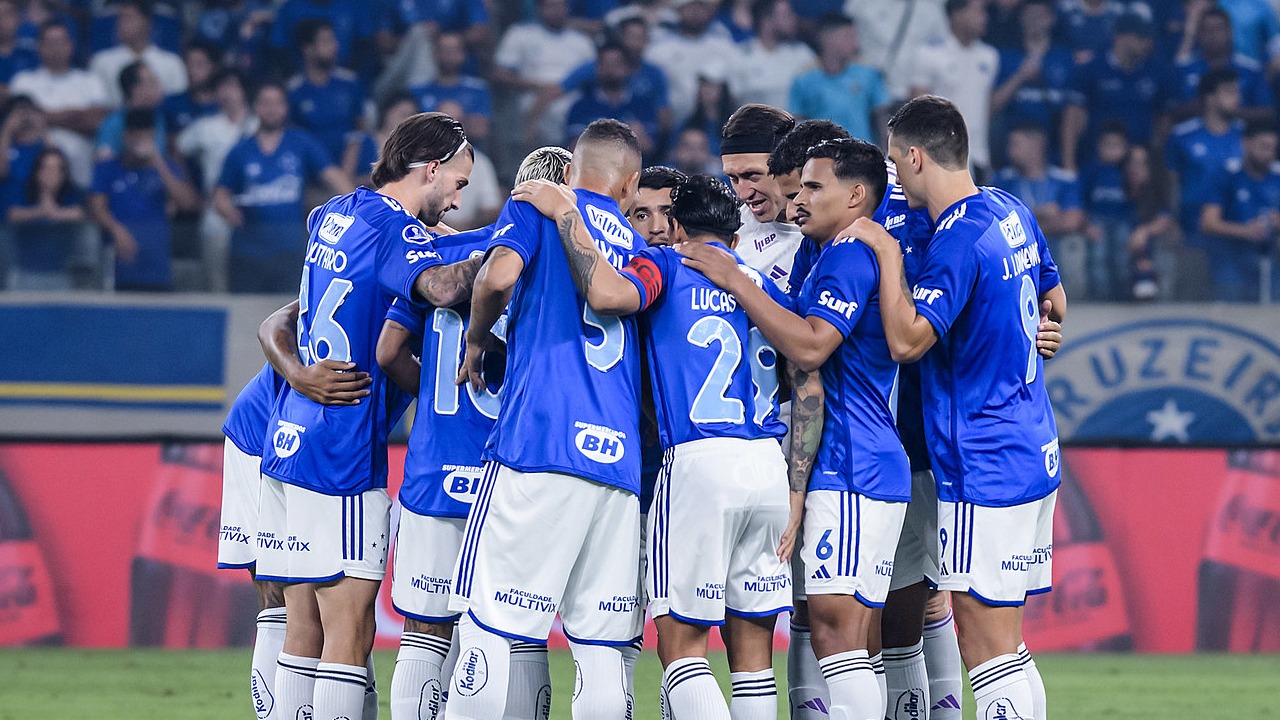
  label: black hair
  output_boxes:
[377,91,418,126]
[721,103,795,141]
[1098,119,1129,138]
[123,107,154,132]
[184,38,222,63]
[945,0,973,16]
[577,117,642,159]
[372,111,468,187]
[670,174,741,242]
[887,95,969,170]
[816,12,854,31]
[210,67,246,92]
[1199,67,1239,97]
[750,0,783,29]
[769,119,851,176]
[37,19,68,41]
[1009,120,1046,137]
[1244,117,1277,138]
[115,0,153,16]
[806,138,888,209]
[639,165,686,191]
[252,80,286,103]
[1201,7,1232,27]
[294,18,334,50]
[2,94,36,118]
[597,40,629,59]
[118,59,148,99]
[23,146,76,206]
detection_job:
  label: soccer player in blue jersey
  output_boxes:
[255,112,483,720]
[852,95,1067,720]
[514,173,793,719]
[681,138,908,720]
[448,120,645,720]
[376,146,573,720]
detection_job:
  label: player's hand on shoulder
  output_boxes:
[850,217,898,257]
[675,241,741,291]
[291,359,372,406]
[1036,299,1063,359]
[457,327,502,392]
[511,179,577,220]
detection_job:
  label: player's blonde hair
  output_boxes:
[515,146,573,185]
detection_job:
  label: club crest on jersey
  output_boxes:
[1046,317,1280,444]
[403,223,432,244]
[585,204,635,252]
[574,421,626,464]
[317,212,353,245]
[999,211,1027,248]
[272,421,305,458]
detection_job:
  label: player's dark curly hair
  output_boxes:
[639,165,686,191]
[806,138,888,209]
[371,111,469,187]
[670,174,741,242]
[721,103,795,141]
[768,119,852,176]
[887,95,969,171]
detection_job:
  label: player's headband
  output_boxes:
[407,134,469,168]
[719,132,787,156]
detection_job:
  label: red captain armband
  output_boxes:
[622,257,664,310]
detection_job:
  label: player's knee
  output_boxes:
[568,642,628,719]
[404,617,454,639]
[924,589,951,621]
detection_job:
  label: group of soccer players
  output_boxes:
[217,93,1067,720]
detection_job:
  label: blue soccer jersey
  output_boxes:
[260,187,445,495]
[913,187,1062,507]
[484,191,643,494]
[390,226,501,519]
[223,363,287,457]
[619,243,788,449]
[874,184,936,473]
[796,236,910,502]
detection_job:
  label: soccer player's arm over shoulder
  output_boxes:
[796,239,875,365]
[896,230,979,363]
[374,207,478,309]
[377,298,426,396]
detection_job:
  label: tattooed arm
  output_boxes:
[850,217,939,363]
[458,246,523,392]
[511,179,642,315]
[777,360,824,561]
[413,255,484,308]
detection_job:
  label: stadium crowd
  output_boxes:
[0,0,1276,301]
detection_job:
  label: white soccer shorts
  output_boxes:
[801,490,908,607]
[929,490,1058,606]
[254,478,391,583]
[647,437,793,625]
[392,510,466,623]
[218,439,261,570]
[889,470,941,592]
[450,463,642,644]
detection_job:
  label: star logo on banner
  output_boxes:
[1146,399,1195,442]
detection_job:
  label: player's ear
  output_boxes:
[727,232,739,250]
[848,182,865,210]
[561,162,572,185]
[670,217,686,244]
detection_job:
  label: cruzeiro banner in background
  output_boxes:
[1046,317,1280,445]
[0,304,226,412]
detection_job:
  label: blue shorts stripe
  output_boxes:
[836,493,847,576]
[358,493,365,562]
[852,493,862,579]
[457,461,499,598]
[965,503,976,574]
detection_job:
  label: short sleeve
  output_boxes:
[386,297,426,337]
[493,27,524,71]
[1058,174,1082,211]
[1035,223,1060,293]
[801,240,877,338]
[619,245,674,310]
[913,232,979,340]
[298,131,335,178]
[487,197,542,266]
[216,144,245,192]
[788,73,810,118]
[376,212,445,303]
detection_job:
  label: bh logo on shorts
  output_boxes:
[574,421,625,464]
[273,421,305,458]
[893,688,926,720]
[455,647,489,696]
[1046,318,1280,444]
[984,698,1026,720]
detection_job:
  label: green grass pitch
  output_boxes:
[0,649,1276,719]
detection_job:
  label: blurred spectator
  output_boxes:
[95,60,166,160]
[1081,121,1134,296]
[6,146,84,289]
[269,0,374,72]
[493,0,595,146]
[11,22,109,187]
[719,0,756,42]
[1199,118,1280,301]
[88,108,199,292]
[986,0,1028,48]
[730,0,815,112]
[911,0,999,178]
[286,19,363,162]
[177,68,257,292]
[565,41,660,155]
[847,0,948,100]
[0,0,37,102]
[161,40,220,135]
[1057,0,1146,65]
[992,0,1074,162]
[645,0,740,125]
[0,95,47,213]
[88,0,187,107]
[408,31,492,146]
[683,72,736,156]
[568,0,620,37]
[667,124,720,176]
[192,0,273,72]
[1170,6,1274,123]
[1120,144,1180,301]
[213,82,350,294]
[790,14,888,144]
[1166,68,1244,241]
[343,93,417,186]
[994,122,1088,294]
[1060,12,1163,171]
[87,0,182,55]
[1216,0,1280,61]
[435,99,501,230]
[395,0,490,46]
